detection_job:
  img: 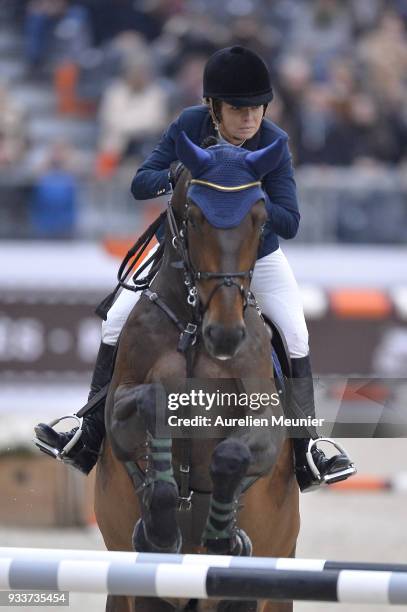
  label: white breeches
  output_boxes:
[102,245,309,358]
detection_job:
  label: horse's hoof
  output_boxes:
[232,528,253,557]
[132,518,182,554]
[204,528,252,557]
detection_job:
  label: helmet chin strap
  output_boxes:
[208,99,246,146]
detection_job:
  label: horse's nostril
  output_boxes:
[237,326,246,342]
[204,324,246,346]
[205,325,215,341]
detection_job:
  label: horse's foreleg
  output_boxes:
[108,382,182,553]
[132,432,181,553]
[202,439,252,556]
[131,386,181,554]
[251,533,297,612]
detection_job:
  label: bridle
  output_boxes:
[134,174,266,512]
[167,176,265,322]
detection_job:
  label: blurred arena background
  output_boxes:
[0,0,406,610]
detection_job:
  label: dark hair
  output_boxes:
[212,99,223,123]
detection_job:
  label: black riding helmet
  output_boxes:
[203,46,274,107]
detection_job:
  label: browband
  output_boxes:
[189,179,261,192]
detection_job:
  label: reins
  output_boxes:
[95,211,166,321]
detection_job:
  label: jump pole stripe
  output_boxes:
[0,548,407,574]
[1,555,407,604]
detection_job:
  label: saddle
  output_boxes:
[263,314,291,403]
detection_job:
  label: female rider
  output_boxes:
[35,46,356,492]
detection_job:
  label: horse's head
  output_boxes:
[170,132,286,360]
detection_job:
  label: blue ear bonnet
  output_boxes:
[187,145,264,229]
[176,131,286,229]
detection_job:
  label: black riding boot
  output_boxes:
[34,342,115,475]
[290,355,356,492]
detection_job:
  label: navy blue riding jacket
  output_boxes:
[131,105,300,259]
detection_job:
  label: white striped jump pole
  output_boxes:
[1,548,406,574]
[0,549,407,604]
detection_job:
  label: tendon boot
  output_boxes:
[290,355,356,492]
[34,342,115,475]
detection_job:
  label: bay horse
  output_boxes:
[94,133,300,612]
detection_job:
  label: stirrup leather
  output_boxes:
[33,415,83,460]
[306,438,357,485]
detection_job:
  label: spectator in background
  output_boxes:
[52,2,92,64]
[24,0,67,71]
[15,0,407,178]
[356,9,407,100]
[167,54,209,116]
[77,0,172,45]
[228,15,282,70]
[274,55,312,163]
[0,85,27,167]
[349,93,406,165]
[97,49,168,169]
[29,142,78,238]
[286,0,353,80]
[296,83,345,166]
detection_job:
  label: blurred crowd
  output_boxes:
[0,0,406,237]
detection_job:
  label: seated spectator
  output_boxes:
[356,10,407,98]
[24,0,67,71]
[79,0,170,45]
[53,2,92,64]
[286,0,353,79]
[97,50,168,166]
[350,93,406,165]
[274,55,312,163]
[29,142,79,238]
[167,54,208,116]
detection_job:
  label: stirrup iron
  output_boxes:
[306,437,357,485]
[33,415,83,459]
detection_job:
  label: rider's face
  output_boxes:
[218,103,264,145]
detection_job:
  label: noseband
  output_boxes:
[167,177,264,319]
